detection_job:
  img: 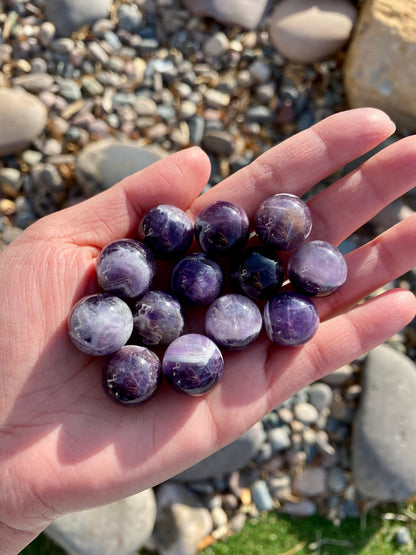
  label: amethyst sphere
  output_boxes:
[171,252,223,306]
[288,240,348,297]
[255,193,312,250]
[68,293,133,356]
[133,290,185,346]
[102,345,162,407]
[263,292,319,347]
[96,239,156,299]
[194,200,250,256]
[205,294,263,350]
[162,333,224,396]
[138,204,194,259]
[230,246,285,300]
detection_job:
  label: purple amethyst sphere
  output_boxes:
[230,246,285,300]
[133,290,185,346]
[96,239,156,299]
[171,252,223,306]
[263,292,319,347]
[205,294,263,350]
[162,333,224,396]
[102,345,162,407]
[288,240,348,297]
[254,193,312,250]
[138,204,194,259]
[68,293,133,356]
[194,200,250,256]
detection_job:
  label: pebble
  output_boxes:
[183,0,270,30]
[228,512,247,534]
[320,365,354,387]
[44,0,112,37]
[75,140,163,197]
[0,168,23,198]
[153,482,212,555]
[203,32,229,58]
[267,426,291,452]
[327,467,348,493]
[282,500,317,517]
[308,383,334,412]
[293,467,327,497]
[0,89,47,156]
[12,72,55,93]
[211,506,228,529]
[395,526,412,546]
[294,402,319,426]
[251,480,274,512]
[269,0,357,64]
[45,490,157,555]
[202,130,234,156]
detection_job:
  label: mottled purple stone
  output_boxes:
[288,240,348,297]
[171,252,223,306]
[162,333,224,396]
[230,246,285,300]
[133,290,185,346]
[255,193,312,250]
[263,292,319,347]
[96,239,156,299]
[102,345,162,407]
[138,204,194,259]
[194,200,250,256]
[205,294,263,350]
[68,293,133,356]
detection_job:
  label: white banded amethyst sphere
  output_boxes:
[162,333,224,396]
[133,290,185,346]
[68,293,133,356]
[96,239,156,299]
[205,294,262,350]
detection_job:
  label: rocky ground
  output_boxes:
[2,1,416,554]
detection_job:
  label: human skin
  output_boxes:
[1,108,416,553]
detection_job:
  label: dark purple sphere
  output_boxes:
[288,240,348,297]
[68,293,133,356]
[102,345,162,407]
[205,294,263,350]
[263,292,319,347]
[162,333,224,396]
[133,290,185,346]
[138,204,194,259]
[171,252,223,306]
[255,193,312,250]
[194,200,250,256]
[96,239,156,299]
[230,246,285,300]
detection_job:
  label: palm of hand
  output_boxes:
[1,109,416,543]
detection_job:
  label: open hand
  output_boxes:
[1,108,416,553]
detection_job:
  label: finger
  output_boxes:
[38,147,211,248]
[189,108,396,219]
[315,214,416,320]
[205,288,416,441]
[308,135,416,245]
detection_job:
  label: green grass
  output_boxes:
[22,504,416,555]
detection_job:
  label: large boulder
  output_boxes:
[352,345,416,501]
[344,0,416,132]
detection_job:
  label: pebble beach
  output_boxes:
[2,1,416,554]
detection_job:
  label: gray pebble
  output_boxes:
[0,168,23,198]
[87,41,109,65]
[395,526,411,546]
[267,426,291,452]
[282,500,317,517]
[309,383,334,412]
[58,79,82,101]
[203,32,229,58]
[293,466,327,497]
[81,77,104,97]
[320,365,354,386]
[228,513,246,534]
[251,480,274,512]
[294,402,319,426]
[2,226,23,244]
[117,3,143,33]
[327,467,348,493]
[202,130,234,156]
